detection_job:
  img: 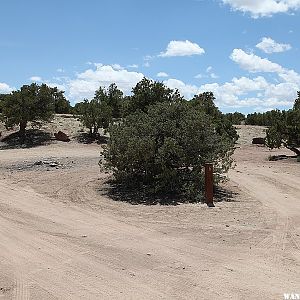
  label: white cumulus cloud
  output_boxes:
[222,0,300,18]
[68,64,144,101]
[230,49,300,88]
[230,49,285,73]
[37,53,300,111]
[159,40,205,57]
[256,37,291,54]
[164,74,298,110]
[164,79,200,99]
[0,82,13,94]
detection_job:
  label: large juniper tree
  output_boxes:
[1,83,57,138]
[102,82,237,202]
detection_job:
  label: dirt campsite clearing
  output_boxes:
[0,118,299,299]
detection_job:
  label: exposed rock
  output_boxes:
[33,160,60,168]
[54,131,70,142]
[252,137,265,145]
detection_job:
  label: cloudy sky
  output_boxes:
[1,0,300,113]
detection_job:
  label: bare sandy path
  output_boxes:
[0,178,299,300]
[0,136,299,299]
[230,146,300,279]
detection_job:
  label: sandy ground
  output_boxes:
[0,122,299,299]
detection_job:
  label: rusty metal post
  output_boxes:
[205,163,214,207]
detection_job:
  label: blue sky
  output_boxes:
[0,0,300,113]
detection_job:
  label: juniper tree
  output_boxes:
[103,101,236,202]
[1,83,56,138]
[266,93,300,156]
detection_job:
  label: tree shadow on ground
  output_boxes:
[0,129,52,150]
[75,132,108,145]
[214,186,237,202]
[99,179,236,206]
[268,154,297,161]
[99,179,187,206]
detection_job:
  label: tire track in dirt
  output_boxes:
[1,136,299,299]
[12,274,30,300]
[273,216,289,265]
[2,178,297,299]
[230,163,300,266]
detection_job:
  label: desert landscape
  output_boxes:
[1,1,300,299]
[0,117,299,299]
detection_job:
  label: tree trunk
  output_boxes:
[93,126,98,135]
[92,126,99,139]
[19,121,27,140]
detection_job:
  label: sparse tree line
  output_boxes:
[265,93,300,156]
[233,93,300,156]
[0,80,299,202]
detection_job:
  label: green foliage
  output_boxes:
[266,94,300,155]
[73,102,85,115]
[51,87,71,114]
[103,101,236,202]
[265,121,286,149]
[190,92,222,119]
[293,91,300,111]
[75,83,124,136]
[191,92,239,143]
[77,90,112,137]
[1,83,56,136]
[0,94,9,113]
[224,112,245,125]
[286,109,300,147]
[123,77,183,115]
[101,83,123,119]
[245,109,284,126]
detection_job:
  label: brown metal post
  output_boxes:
[205,163,214,207]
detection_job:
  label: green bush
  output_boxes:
[102,101,236,202]
[266,94,300,156]
[77,98,112,137]
[245,109,284,126]
[75,84,124,137]
[52,87,71,114]
[223,112,245,125]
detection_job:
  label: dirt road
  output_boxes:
[0,136,299,299]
